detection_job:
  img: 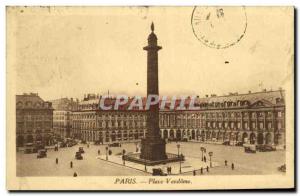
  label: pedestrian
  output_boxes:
[73,172,77,177]
[200,167,203,174]
[231,163,235,170]
[204,156,206,162]
[206,166,209,172]
[225,160,227,166]
[98,149,100,155]
[56,158,58,164]
[170,167,172,174]
[70,161,73,168]
[193,170,196,176]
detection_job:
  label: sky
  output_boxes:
[8,6,294,101]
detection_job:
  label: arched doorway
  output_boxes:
[265,133,272,145]
[129,130,133,140]
[242,132,248,143]
[250,133,256,144]
[170,130,175,140]
[134,131,139,140]
[235,132,240,142]
[212,131,216,140]
[163,130,168,139]
[257,132,264,145]
[123,131,128,141]
[191,130,196,140]
[196,130,200,140]
[201,131,205,141]
[105,132,110,142]
[117,131,122,141]
[176,130,181,140]
[26,135,33,143]
[111,131,116,142]
[206,131,211,140]
[274,133,282,145]
[17,135,24,147]
[217,132,222,141]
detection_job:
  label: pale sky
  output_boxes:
[9,6,293,100]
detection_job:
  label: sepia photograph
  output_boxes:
[6,6,294,190]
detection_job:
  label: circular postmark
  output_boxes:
[191,6,247,49]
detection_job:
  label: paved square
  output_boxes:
[17,142,286,176]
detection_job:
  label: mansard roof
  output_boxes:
[16,93,53,110]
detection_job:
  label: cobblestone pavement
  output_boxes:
[17,142,285,176]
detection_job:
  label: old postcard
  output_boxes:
[6,6,294,190]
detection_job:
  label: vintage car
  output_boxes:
[108,142,121,147]
[37,149,47,158]
[94,140,101,145]
[35,141,45,150]
[152,168,167,176]
[24,143,37,154]
[235,141,244,146]
[222,141,230,146]
[78,147,85,153]
[256,145,276,152]
[65,138,77,147]
[75,151,83,160]
[244,144,256,153]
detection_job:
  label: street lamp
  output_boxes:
[122,149,126,165]
[200,147,206,161]
[208,151,213,168]
[177,144,180,157]
[106,146,108,160]
[135,142,139,152]
[177,144,182,173]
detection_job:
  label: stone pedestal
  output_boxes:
[140,137,167,161]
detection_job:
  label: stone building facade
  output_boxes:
[49,98,79,139]
[16,93,54,147]
[71,90,285,148]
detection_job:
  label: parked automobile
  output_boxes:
[181,138,188,142]
[256,145,276,152]
[94,140,101,145]
[60,142,67,148]
[75,152,83,160]
[152,168,167,176]
[244,144,256,153]
[24,143,37,154]
[108,142,121,147]
[222,141,230,146]
[35,141,45,150]
[79,147,85,153]
[81,140,87,144]
[37,149,47,158]
[278,164,286,172]
[235,141,244,146]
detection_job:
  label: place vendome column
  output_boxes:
[140,23,167,161]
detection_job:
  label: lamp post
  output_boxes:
[177,144,180,157]
[105,146,108,160]
[208,151,213,168]
[200,147,206,161]
[135,142,138,152]
[177,144,182,173]
[122,149,126,165]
